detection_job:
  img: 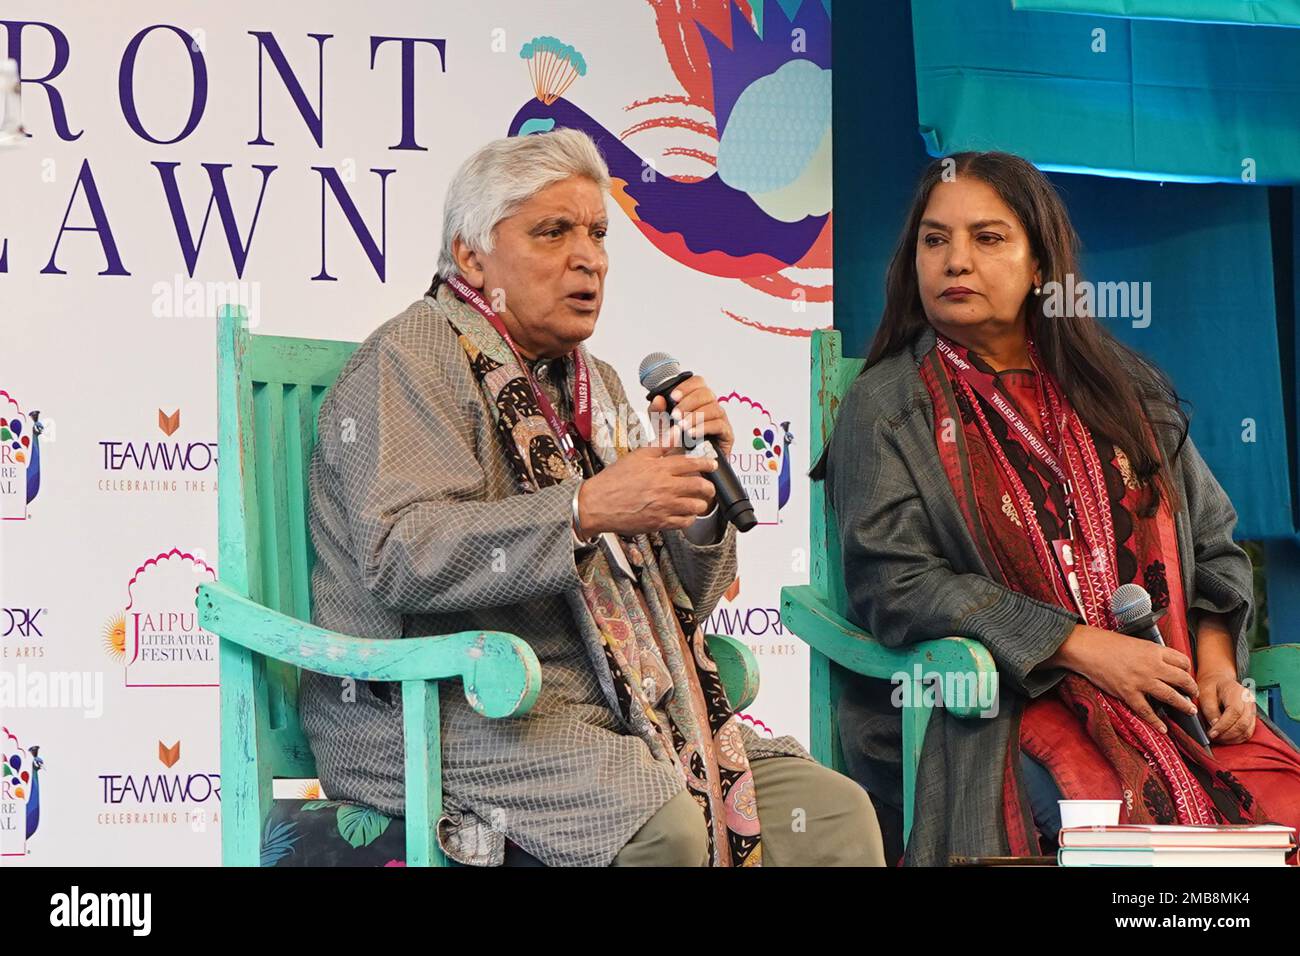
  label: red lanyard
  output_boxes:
[444,273,592,463]
[934,335,1080,542]
[935,337,1068,481]
[935,335,1093,618]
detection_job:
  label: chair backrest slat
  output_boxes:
[810,330,865,619]
[218,308,360,780]
[282,383,313,624]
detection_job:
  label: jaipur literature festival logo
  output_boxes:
[97,737,220,831]
[98,406,217,496]
[100,548,218,688]
[1,727,47,858]
[0,389,47,521]
[717,392,795,526]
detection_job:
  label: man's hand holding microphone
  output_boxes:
[575,373,733,538]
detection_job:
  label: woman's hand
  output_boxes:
[1045,624,1199,733]
[1193,613,1255,744]
[1196,670,1256,745]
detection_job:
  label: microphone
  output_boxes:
[1110,583,1212,751]
[639,351,757,532]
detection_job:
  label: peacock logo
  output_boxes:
[1,727,46,857]
[1,390,47,522]
[717,391,794,525]
[508,0,833,334]
[521,36,587,105]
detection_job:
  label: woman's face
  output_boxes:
[455,175,609,359]
[915,176,1040,343]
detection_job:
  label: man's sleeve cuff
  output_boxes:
[682,502,724,545]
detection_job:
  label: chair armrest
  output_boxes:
[780,584,998,719]
[196,580,540,719]
[1248,643,1300,721]
[706,633,760,711]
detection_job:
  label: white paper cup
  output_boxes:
[1058,799,1122,829]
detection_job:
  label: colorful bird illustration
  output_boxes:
[0,403,43,503]
[507,0,831,303]
[2,728,44,844]
[776,420,794,510]
[25,411,42,502]
[752,420,795,511]
[25,746,42,839]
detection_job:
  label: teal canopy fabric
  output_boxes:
[1050,173,1294,539]
[834,0,1299,739]
[1013,0,1300,27]
[834,0,1297,538]
[912,0,1300,183]
[1287,190,1299,518]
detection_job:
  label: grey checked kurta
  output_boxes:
[301,285,805,866]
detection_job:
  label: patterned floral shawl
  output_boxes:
[444,296,764,865]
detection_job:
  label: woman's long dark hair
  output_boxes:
[812,151,1188,515]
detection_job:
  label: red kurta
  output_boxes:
[920,349,1300,860]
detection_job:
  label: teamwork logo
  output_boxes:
[718,391,794,525]
[0,390,46,521]
[98,737,221,830]
[705,579,799,657]
[3,604,47,659]
[98,407,218,491]
[1,727,46,857]
[101,548,218,688]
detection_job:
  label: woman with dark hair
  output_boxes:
[817,151,1300,865]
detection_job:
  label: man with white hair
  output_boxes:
[301,129,883,866]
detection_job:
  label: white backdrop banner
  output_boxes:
[1,0,833,865]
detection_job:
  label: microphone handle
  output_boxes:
[646,373,757,532]
[1120,616,1213,752]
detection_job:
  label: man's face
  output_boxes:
[456,175,609,359]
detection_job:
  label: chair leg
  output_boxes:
[402,679,447,867]
[1264,540,1300,740]
[221,641,273,867]
[901,691,933,854]
[809,650,843,770]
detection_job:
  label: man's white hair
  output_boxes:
[437,129,611,280]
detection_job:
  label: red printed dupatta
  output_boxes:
[918,335,1290,854]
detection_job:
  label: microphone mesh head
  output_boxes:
[639,352,681,392]
[1110,582,1152,629]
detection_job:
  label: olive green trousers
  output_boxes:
[611,756,886,867]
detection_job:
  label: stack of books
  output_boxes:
[1057,824,1297,867]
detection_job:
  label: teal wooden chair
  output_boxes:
[782,328,1300,854]
[196,305,760,868]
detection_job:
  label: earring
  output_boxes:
[1033,284,1042,296]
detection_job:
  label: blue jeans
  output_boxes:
[1021,753,1063,842]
